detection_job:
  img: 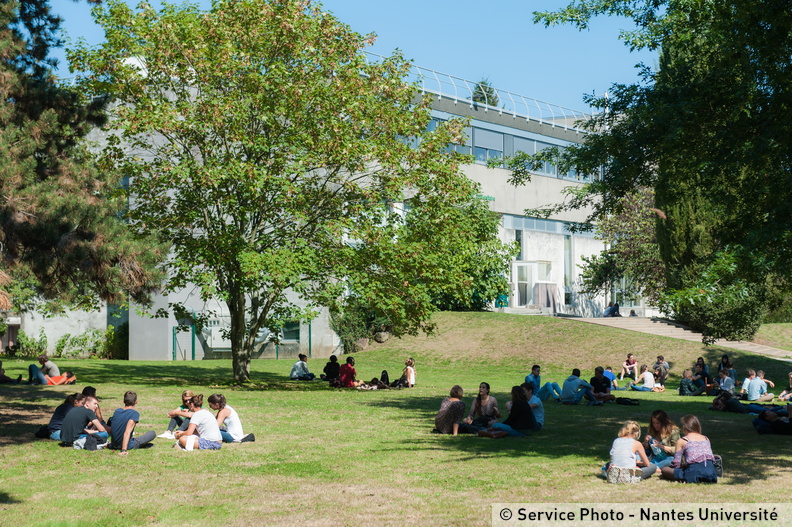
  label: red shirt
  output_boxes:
[339,364,357,387]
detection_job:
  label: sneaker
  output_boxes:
[240,433,256,443]
[158,431,175,439]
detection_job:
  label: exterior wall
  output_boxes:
[13,306,109,354]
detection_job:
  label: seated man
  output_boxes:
[60,395,107,445]
[560,368,595,405]
[339,356,363,388]
[521,383,544,430]
[27,354,60,385]
[524,364,561,402]
[590,367,616,402]
[747,369,774,402]
[289,353,315,381]
[174,394,222,451]
[111,391,156,455]
[603,366,624,390]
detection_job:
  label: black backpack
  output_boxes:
[380,370,390,385]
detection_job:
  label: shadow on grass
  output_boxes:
[0,492,21,504]
[0,389,60,446]
[360,390,792,485]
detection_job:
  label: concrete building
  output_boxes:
[5,58,655,359]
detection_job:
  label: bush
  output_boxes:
[16,330,48,357]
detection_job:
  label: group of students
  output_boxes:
[606,412,719,484]
[294,354,416,389]
[41,386,254,453]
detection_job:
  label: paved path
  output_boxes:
[573,317,792,362]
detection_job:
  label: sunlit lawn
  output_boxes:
[2,313,792,526]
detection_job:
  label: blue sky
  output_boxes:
[49,0,656,111]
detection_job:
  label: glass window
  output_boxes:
[513,136,535,155]
[282,322,300,342]
[473,128,503,151]
[538,261,552,282]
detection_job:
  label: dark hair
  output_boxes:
[73,393,86,405]
[595,366,604,374]
[82,386,96,396]
[208,393,226,409]
[532,364,540,371]
[189,394,204,408]
[449,385,463,398]
[759,410,776,422]
[63,372,75,379]
[298,354,307,361]
[346,356,355,365]
[329,355,338,363]
[511,385,528,404]
[521,382,535,394]
[38,354,49,362]
[123,391,137,407]
[477,382,491,405]
[64,393,79,405]
[572,368,581,377]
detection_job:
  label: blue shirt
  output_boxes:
[603,370,616,384]
[525,373,541,388]
[747,378,767,401]
[111,408,140,449]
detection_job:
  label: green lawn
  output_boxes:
[2,312,791,526]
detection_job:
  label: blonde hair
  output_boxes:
[181,390,195,399]
[618,420,641,438]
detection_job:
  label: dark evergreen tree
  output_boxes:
[0,0,163,313]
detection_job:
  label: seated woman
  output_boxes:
[716,369,736,395]
[717,354,737,382]
[661,414,718,483]
[694,357,712,385]
[630,365,661,392]
[779,372,792,402]
[620,353,639,380]
[479,386,539,438]
[679,369,706,396]
[158,390,195,439]
[607,420,657,480]
[433,385,465,436]
[460,382,500,432]
[643,410,680,469]
[174,394,222,451]
[47,393,85,441]
[208,393,254,443]
[401,358,416,388]
[289,354,315,381]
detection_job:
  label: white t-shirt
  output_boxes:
[191,408,222,442]
[406,366,416,386]
[221,405,245,441]
[641,372,655,389]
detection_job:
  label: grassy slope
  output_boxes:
[1,312,791,526]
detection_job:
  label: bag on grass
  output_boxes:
[713,455,723,477]
[616,397,640,406]
[606,466,641,484]
[380,370,390,385]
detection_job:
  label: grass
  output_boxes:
[2,312,792,526]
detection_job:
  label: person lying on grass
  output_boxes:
[174,394,222,451]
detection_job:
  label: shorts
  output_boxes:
[197,438,222,450]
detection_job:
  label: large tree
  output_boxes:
[525,0,792,340]
[0,0,163,315]
[71,0,511,382]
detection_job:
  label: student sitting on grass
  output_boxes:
[643,410,679,469]
[631,365,663,392]
[461,382,500,431]
[320,355,340,382]
[779,372,792,402]
[679,369,705,396]
[111,391,156,455]
[339,356,363,388]
[433,385,465,436]
[561,368,596,405]
[661,415,718,483]
[524,364,561,402]
[606,420,657,480]
[479,385,539,438]
[620,353,638,380]
[289,354,315,381]
[590,367,616,402]
[27,355,60,385]
[60,395,107,445]
[174,394,222,451]
[46,393,85,441]
[158,390,195,440]
[208,393,255,443]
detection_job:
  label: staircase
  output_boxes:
[574,317,792,362]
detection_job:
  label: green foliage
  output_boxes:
[71,0,509,382]
[52,323,128,359]
[15,329,47,357]
[329,299,391,353]
[527,0,792,342]
[578,187,665,303]
[0,0,165,314]
[471,78,499,107]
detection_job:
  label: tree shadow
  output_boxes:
[0,492,21,504]
[359,390,792,485]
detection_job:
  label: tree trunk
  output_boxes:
[229,292,251,383]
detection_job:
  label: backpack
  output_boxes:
[615,397,640,406]
[380,370,390,385]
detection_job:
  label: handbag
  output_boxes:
[606,465,642,484]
